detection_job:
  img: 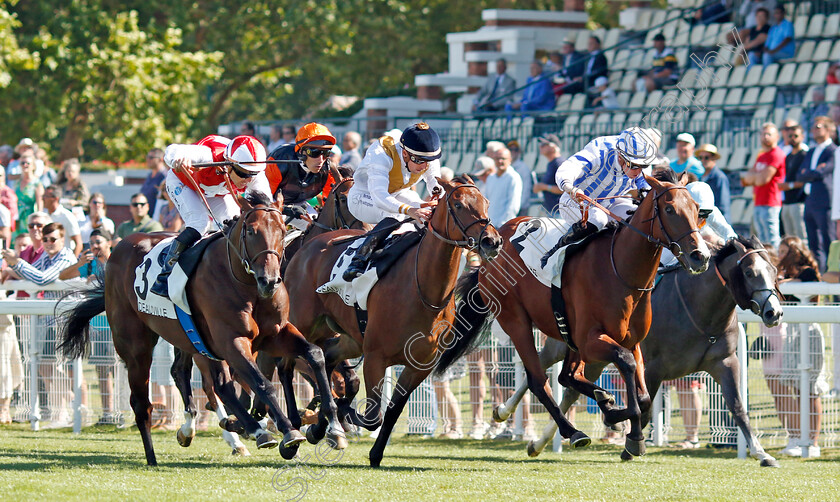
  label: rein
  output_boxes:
[416,184,495,311]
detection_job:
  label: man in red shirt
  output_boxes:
[741,123,786,248]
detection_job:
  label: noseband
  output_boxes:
[734,247,781,316]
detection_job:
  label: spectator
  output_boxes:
[802,87,830,142]
[239,121,259,141]
[582,36,608,91]
[796,116,837,271]
[543,50,562,74]
[155,181,183,233]
[0,194,10,248]
[696,144,732,221]
[670,133,704,177]
[741,123,786,248]
[439,166,455,182]
[508,140,533,216]
[43,185,82,256]
[0,145,13,174]
[591,76,619,110]
[506,61,556,114]
[637,33,679,92]
[830,105,840,145]
[340,131,363,170]
[0,166,17,234]
[828,62,840,85]
[778,124,809,241]
[692,0,731,25]
[19,212,50,265]
[115,193,163,244]
[13,153,44,235]
[0,300,22,424]
[484,147,522,227]
[739,0,776,30]
[140,148,167,215]
[281,124,297,145]
[266,124,284,152]
[60,227,111,281]
[433,356,465,439]
[2,222,77,426]
[740,8,771,66]
[471,156,496,191]
[763,6,795,65]
[484,140,506,158]
[54,158,89,212]
[765,236,828,458]
[533,134,564,215]
[473,59,516,113]
[553,39,586,96]
[79,193,115,245]
[780,119,808,155]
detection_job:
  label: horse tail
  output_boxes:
[57,278,106,360]
[434,268,491,378]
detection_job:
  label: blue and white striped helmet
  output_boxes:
[615,126,659,167]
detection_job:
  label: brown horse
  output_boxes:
[435,175,711,460]
[58,192,345,465]
[284,176,502,467]
[251,175,371,437]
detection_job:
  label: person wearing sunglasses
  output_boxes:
[551,127,658,249]
[264,122,343,231]
[150,134,271,297]
[342,122,443,281]
[694,143,731,222]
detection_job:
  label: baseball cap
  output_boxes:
[676,133,696,146]
[538,133,561,148]
[595,76,609,87]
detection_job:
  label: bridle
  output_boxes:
[733,247,781,316]
[307,177,360,233]
[609,185,701,291]
[226,205,285,284]
[415,183,496,311]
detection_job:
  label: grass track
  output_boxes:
[0,424,837,501]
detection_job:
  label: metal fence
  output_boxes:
[1,281,837,460]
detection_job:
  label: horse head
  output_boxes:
[643,175,710,274]
[237,191,286,298]
[318,172,363,231]
[429,175,502,260]
[721,236,783,327]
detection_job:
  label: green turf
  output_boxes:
[0,424,837,501]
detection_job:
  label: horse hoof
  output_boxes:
[570,431,591,449]
[527,441,544,457]
[492,405,506,423]
[279,444,300,460]
[219,417,245,435]
[760,457,780,468]
[255,431,279,449]
[624,437,646,457]
[594,389,616,406]
[283,430,306,448]
[369,454,382,468]
[232,446,251,456]
[176,428,194,447]
[326,430,348,450]
[620,449,634,461]
[304,425,322,445]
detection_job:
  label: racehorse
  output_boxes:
[493,235,783,466]
[435,175,711,460]
[284,175,502,467]
[58,192,345,465]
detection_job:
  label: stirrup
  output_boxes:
[342,257,369,281]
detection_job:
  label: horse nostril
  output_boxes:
[690,250,708,264]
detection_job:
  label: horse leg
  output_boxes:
[114,326,158,466]
[496,337,565,423]
[249,351,276,422]
[368,366,431,468]
[346,354,386,431]
[170,348,197,448]
[707,355,779,467]
[497,311,589,447]
[277,359,302,430]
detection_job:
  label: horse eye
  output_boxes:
[454,203,463,209]
[247,227,256,236]
[745,268,756,278]
[665,206,675,214]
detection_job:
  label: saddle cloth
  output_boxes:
[316,222,421,310]
[509,217,573,289]
[134,232,222,317]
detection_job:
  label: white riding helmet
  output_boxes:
[224,135,267,174]
[615,126,659,167]
[686,181,715,212]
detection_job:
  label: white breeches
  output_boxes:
[288,201,318,231]
[166,170,240,233]
[556,193,637,230]
[347,185,421,224]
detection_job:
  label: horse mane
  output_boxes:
[451,174,474,185]
[651,168,678,184]
[714,235,759,265]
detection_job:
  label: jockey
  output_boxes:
[553,126,659,247]
[150,135,271,296]
[265,122,342,231]
[341,122,443,281]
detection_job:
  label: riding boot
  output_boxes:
[540,221,599,268]
[151,227,202,297]
[341,217,398,281]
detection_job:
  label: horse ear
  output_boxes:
[461,173,475,185]
[678,172,690,186]
[732,238,747,255]
[273,191,284,208]
[436,177,452,191]
[644,173,663,191]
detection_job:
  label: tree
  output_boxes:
[0,1,221,162]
